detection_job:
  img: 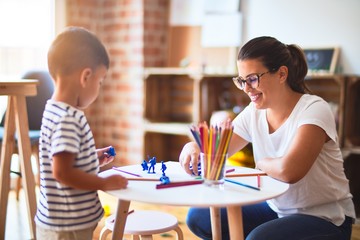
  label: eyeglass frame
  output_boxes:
[232,69,275,90]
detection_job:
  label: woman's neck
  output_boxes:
[266,92,303,133]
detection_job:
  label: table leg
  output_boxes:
[226,205,243,240]
[14,96,37,239]
[210,207,222,240]
[111,199,130,240]
[0,97,16,239]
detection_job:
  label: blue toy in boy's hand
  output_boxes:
[107,146,116,157]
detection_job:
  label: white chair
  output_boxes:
[99,210,184,240]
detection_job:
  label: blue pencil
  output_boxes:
[190,127,202,149]
[225,178,260,191]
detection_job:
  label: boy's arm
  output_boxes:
[52,151,128,191]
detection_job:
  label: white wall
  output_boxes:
[241,0,360,75]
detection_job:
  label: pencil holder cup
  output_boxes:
[200,153,228,189]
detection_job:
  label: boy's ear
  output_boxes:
[80,68,92,87]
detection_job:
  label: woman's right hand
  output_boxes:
[179,142,201,175]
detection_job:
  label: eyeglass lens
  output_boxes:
[235,74,259,89]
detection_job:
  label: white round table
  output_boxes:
[100,162,289,240]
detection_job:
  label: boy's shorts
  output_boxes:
[36,224,97,240]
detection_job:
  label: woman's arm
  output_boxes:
[228,133,249,156]
[256,124,329,183]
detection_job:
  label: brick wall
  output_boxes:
[65,0,169,166]
[143,0,169,67]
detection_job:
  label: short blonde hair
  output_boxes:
[47,26,109,79]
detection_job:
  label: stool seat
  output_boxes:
[100,210,184,240]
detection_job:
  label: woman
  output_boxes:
[179,36,355,240]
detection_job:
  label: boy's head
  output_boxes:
[48,26,109,79]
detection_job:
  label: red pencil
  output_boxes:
[156,180,204,189]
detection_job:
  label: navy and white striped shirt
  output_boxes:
[35,100,103,231]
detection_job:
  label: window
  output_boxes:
[0,0,55,77]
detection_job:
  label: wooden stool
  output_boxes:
[0,79,38,239]
[99,210,184,240]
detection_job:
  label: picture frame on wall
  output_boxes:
[303,47,340,75]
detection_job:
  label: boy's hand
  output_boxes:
[97,146,115,167]
[102,175,128,191]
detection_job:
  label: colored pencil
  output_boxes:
[225,173,267,177]
[127,177,160,181]
[156,180,204,189]
[190,120,234,182]
[224,178,260,191]
[112,167,142,177]
[190,126,202,149]
[225,168,235,173]
[214,124,233,179]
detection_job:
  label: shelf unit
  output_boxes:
[143,67,248,161]
[143,68,360,161]
[342,75,360,156]
[305,74,360,154]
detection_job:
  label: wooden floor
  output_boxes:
[5,189,199,240]
[4,189,360,240]
[93,191,200,240]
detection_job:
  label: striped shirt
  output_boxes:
[35,100,104,231]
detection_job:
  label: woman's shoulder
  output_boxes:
[300,93,325,103]
[297,94,335,118]
[299,94,330,109]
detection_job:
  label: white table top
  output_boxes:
[99,162,289,208]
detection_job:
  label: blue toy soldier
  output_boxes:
[159,161,170,184]
[160,161,167,176]
[160,175,170,184]
[148,157,156,173]
[141,159,148,171]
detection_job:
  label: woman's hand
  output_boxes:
[97,146,115,167]
[179,142,201,175]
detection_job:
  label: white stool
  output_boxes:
[99,210,184,240]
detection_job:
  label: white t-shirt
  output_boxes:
[233,94,355,225]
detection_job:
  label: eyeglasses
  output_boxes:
[232,71,272,90]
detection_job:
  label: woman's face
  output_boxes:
[236,59,279,109]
